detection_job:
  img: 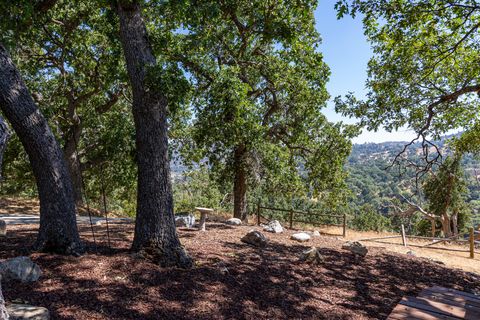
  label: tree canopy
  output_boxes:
[335,0,480,170]
[153,0,358,219]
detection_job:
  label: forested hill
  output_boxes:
[346,138,480,227]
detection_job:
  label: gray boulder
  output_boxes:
[0,221,5,237]
[0,257,41,283]
[300,247,324,265]
[175,213,196,228]
[6,304,49,320]
[225,218,242,226]
[241,230,267,247]
[262,220,283,233]
[291,232,311,242]
[342,241,368,257]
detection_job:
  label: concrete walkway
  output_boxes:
[0,214,132,225]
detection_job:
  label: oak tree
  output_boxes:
[158,0,356,220]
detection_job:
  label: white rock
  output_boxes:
[175,213,196,228]
[225,218,242,226]
[7,304,49,320]
[312,230,321,237]
[241,230,267,247]
[262,220,283,233]
[0,257,41,283]
[291,232,311,242]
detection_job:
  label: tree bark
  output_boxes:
[451,212,458,236]
[63,124,84,207]
[0,280,8,320]
[0,116,11,181]
[441,213,452,237]
[115,1,192,268]
[233,145,248,221]
[0,43,82,254]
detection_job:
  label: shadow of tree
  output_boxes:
[0,224,478,319]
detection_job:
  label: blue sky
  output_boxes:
[314,2,416,144]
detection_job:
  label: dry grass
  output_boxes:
[313,226,480,274]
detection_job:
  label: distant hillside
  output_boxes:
[346,137,480,228]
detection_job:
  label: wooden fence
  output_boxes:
[357,225,480,259]
[255,204,347,237]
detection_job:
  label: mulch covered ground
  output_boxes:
[1,222,479,320]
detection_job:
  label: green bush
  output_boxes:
[352,205,391,232]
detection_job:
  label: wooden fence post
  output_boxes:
[401,224,407,247]
[256,202,260,226]
[342,214,347,238]
[289,209,293,229]
[470,227,475,259]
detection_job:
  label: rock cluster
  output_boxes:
[0,257,48,319]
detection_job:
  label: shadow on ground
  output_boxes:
[0,224,478,320]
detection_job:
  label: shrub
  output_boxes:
[352,205,391,232]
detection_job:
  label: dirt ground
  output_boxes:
[0,221,479,320]
[317,226,480,274]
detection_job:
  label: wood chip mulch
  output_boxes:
[0,222,479,320]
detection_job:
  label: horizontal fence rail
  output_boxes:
[256,204,347,237]
[356,225,479,259]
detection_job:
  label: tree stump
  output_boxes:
[195,207,214,231]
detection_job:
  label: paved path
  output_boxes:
[0,214,132,225]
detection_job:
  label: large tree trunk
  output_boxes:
[0,43,82,254]
[63,124,84,207]
[116,1,192,268]
[233,145,248,221]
